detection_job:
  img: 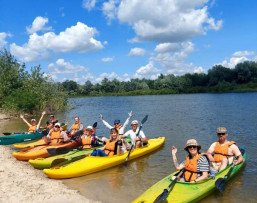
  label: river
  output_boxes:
[2,93,257,202]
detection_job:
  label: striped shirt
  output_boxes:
[197,155,210,172]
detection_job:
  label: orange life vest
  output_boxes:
[71,123,80,131]
[50,130,63,145]
[214,141,236,162]
[104,140,117,156]
[28,125,37,133]
[184,154,202,182]
[82,136,92,149]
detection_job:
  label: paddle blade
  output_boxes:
[50,158,67,167]
[141,115,148,124]
[154,189,168,203]
[3,132,12,135]
[47,147,72,156]
[93,122,97,128]
[215,178,226,193]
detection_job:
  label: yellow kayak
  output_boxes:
[44,137,165,179]
[13,137,48,149]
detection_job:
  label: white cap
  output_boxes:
[54,122,61,127]
[86,125,93,130]
[131,120,138,125]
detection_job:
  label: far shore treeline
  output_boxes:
[1,49,257,114]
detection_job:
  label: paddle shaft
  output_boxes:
[154,169,184,203]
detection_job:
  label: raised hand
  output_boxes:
[128,111,133,117]
[171,146,177,155]
[20,114,24,119]
[99,114,103,120]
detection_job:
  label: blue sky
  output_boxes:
[0,0,257,84]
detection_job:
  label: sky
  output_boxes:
[0,0,257,84]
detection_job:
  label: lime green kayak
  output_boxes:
[29,147,99,169]
[133,149,246,203]
[44,137,165,179]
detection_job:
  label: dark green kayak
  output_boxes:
[0,131,43,145]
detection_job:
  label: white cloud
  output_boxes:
[102,0,119,23]
[0,32,11,48]
[102,57,114,62]
[115,0,222,43]
[48,58,88,74]
[128,47,145,56]
[220,50,257,68]
[82,0,97,11]
[193,66,205,74]
[10,22,104,62]
[95,72,121,83]
[26,16,52,34]
[152,41,199,75]
[134,62,160,79]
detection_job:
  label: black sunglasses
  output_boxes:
[55,126,60,128]
[217,133,226,136]
[188,146,197,149]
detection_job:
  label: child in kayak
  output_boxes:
[20,111,46,133]
[171,139,210,182]
[80,125,102,149]
[91,128,122,156]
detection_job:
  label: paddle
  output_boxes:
[125,115,148,162]
[51,154,87,167]
[215,161,236,193]
[47,122,98,155]
[153,169,184,203]
[3,132,24,135]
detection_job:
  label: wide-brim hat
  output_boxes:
[184,139,201,150]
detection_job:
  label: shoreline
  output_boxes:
[0,145,96,203]
[0,112,97,203]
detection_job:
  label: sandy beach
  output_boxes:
[0,113,96,203]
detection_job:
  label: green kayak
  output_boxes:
[133,149,246,203]
[29,147,99,169]
[0,131,43,145]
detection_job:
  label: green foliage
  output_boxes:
[0,50,67,114]
[60,60,257,96]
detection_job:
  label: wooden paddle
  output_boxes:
[125,115,148,162]
[153,169,184,203]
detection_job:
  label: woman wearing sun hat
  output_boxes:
[171,139,210,182]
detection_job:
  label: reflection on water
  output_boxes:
[2,93,257,202]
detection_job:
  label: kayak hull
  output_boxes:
[13,138,47,149]
[12,141,79,161]
[44,137,165,179]
[0,132,43,145]
[133,150,247,203]
[29,148,96,169]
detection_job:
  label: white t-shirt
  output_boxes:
[123,129,146,145]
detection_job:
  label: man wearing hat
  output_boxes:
[99,111,133,135]
[122,119,148,148]
[171,139,210,182]
[207,127,243,172]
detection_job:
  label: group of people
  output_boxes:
[20,111,149,155]
[171,127,244,182]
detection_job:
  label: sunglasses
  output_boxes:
[188,146,197,149]
[55,126,60,128]
[217,133,226,136]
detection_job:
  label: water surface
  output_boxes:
[2,93,257,202]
